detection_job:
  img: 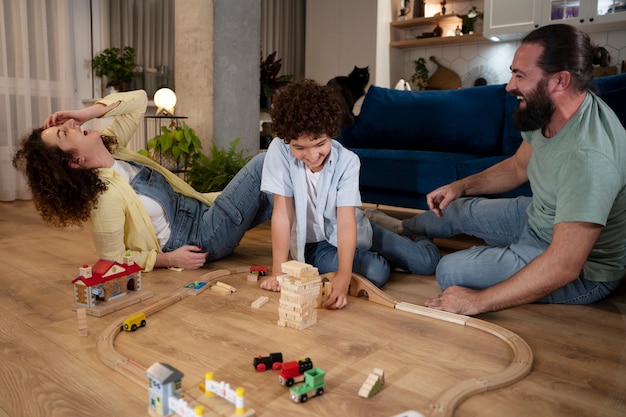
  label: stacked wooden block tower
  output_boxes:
[277,261,322,330]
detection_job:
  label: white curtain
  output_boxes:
[0,0,80,201]
[261,0,306,81]
[106,0,175,92]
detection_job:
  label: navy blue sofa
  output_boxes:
[337,73,626,210]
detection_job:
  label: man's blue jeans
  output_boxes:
[402,196,620,304]
[305,223,440,288]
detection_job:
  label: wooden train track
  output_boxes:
[97,268,533,417]
[348,274,533,417]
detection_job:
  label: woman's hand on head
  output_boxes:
[43,101,120,129]
[44,109,90,129]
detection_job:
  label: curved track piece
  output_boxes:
[97,269,533,417]
[350,274,533,417]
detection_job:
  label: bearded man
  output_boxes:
[366,24,626,315]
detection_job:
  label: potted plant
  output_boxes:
[187,138,252,192]
[260,51,293,109]
[411,57,429,90]
[140,122,203,173]
[91,46,137,92]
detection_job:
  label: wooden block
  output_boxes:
[211,285,232,296]
[214,281,236,293]
[247,273,259,282]
[251,296,269,309]
[76,308,88,337]
[358,368,384,398]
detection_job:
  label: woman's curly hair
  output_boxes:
[12,128,111,228]
[270,79,344,143]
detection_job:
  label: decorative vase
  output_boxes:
[433,23,443,37]
[413,1,425,18]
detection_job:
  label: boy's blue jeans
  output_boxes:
[402,196,620,304]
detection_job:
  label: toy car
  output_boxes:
[122,312,146,332]
[290,368,325,403]
[278,358,313,386]
[253,352,283,372]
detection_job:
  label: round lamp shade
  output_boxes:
[154,88,177,115]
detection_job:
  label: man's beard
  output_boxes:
[511,78,555,132]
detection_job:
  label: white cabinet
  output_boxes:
[484,0,626,40]
[544,0,626,30]
[483,0,542,39]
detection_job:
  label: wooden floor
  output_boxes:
[1,200,625,417]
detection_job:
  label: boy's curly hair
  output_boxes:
[270,79,344,143]
[12,129,112,228]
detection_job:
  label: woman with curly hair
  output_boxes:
[259,80,440,309]
[13,90,272,272]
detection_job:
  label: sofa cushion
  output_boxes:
[349,85,507,156]
[595,73,626,128]
[352,148,476,195]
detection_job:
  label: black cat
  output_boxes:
[327,66,370,126]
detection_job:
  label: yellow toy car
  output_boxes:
[122,312,146,332]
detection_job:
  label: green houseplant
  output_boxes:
[91,46,137,91]
[140,122,203,172]
[260,51,293,109]
[187,138,252,192]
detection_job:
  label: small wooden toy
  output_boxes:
[122,312,147,332]
[247,271,260,282]
[358,368,384,398]
[250,266,267,276]
[253,352,283,372]
[199,372,255,415]
[210,281,236,295]
[278,358,313,387]
[289,368,326,403]
[76,307,88,337]
[72,255,153,317]
[251,296,269,309]
[147,362,185,417]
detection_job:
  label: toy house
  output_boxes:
[72,255,147,316]
[147,362,184,417]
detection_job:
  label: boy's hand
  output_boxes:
[260,275,281,292]
[322,272,351,309]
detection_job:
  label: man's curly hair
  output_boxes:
[12,128,112,228]
[270,79,344,143]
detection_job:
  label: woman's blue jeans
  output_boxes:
[163,154,273,262]
[402,196,620,304]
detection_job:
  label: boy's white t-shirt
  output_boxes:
[305,168,326,243]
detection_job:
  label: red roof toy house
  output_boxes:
[72,253,150,316]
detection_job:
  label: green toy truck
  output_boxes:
[289,368,325,403]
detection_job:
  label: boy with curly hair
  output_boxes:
[260,80,440,309]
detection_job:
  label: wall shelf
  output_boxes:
[391,15,456,29]
[390,33,489,49]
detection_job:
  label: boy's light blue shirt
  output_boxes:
[261,137,372,262]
